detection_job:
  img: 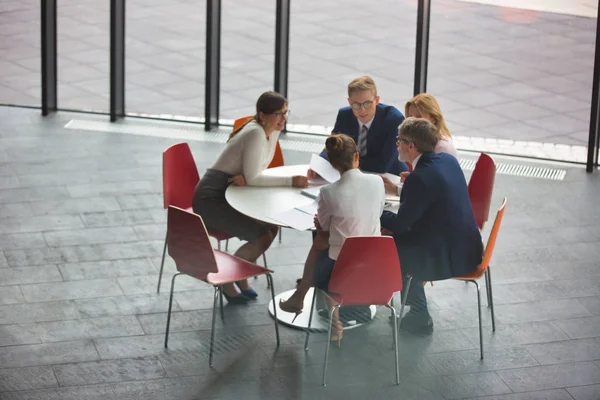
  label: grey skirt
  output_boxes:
[192,169,273,242]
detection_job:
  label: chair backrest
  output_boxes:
[163,143,200,210]
[480,198,507,272]
[167,206,218,281]
[327,236,403,306]
[468,153,496,230]
[233,115,284,169]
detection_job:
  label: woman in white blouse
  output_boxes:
[192,91,308,304]
[405,93,459,160]
[279,134,386,346]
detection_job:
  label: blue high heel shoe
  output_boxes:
[234,282,258,299]
[222,290,251,304]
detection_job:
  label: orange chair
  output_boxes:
[304,236,410,386]
[453,197,507,360]
[163,206,279,366]
[156,143,268,293]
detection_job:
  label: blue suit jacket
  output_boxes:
[320,103,408,174]
[381,152,483,281]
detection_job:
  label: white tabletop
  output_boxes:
[225,165,318,228]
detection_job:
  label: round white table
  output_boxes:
[225,164,376,331]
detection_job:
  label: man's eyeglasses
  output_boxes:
[396,136,411,144]
[350,100,374,110]
[272,110,290,118]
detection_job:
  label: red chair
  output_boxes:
[453,198,506,360]
[163,206,280,366]
[304,236,410,386]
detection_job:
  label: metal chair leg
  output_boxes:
[219,286,225,322]
[278,228,282,244]
[209,286,219,367]
[304,289,317,351]
[225,239,229,252]
[262,253,270,288]
[487,267,496,332]
[164,272,181,348]
[386,304,400,385]
[322,305,338,387]
[484,269,491,307]
[156,233,168,293]
[397,277,412,330]
[217,240,221,251]
[267,274,280,346]
[470,280,484,360]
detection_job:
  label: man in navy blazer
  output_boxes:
[381,118,483,334]
[308,76,408,178]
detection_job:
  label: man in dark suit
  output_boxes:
[308,76,408,178]
[381,118,483,334]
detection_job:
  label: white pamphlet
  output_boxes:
[270,208,315,231]
[309,154,340,183]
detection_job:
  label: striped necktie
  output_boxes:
[358,124,368,157]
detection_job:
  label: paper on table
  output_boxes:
[300,186,321,199]
[296,200,318,215]
[310,154,340,183]
[270,208,315,231]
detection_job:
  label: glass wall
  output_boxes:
[428,0,595,161]
[287,0,416,130]
[219,0,276,122]
[0,0,41,107]
[57,0,110,112]
[126,0,205,120]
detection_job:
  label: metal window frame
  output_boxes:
[205,0,222,131]
[413,0,431,96]
[110,0,126,121]
[41,0,57,116]
[274,0,291,100]
[587,0,600,172]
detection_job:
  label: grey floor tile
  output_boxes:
[29,197,122,216]
[468,389,574,400]
[0,186,71,204]
[74,293,179,318]
[525,338,600,365]
[59,258,156,281]
[497,362,600,392]
[461,321,569,349]
[118,274,205,295]
[0,266,62,286]
[0,215,84,235]
[94,332,203,360]
[0,384,117,400]
[67,181,155,198]
[80,209,165,228]
[110,376,219,400]
[20,279,123,302]
[0,300,80,325]
[0,366,58,392]
[427,346,539,375]
[0,233,47,251]
[0,324,41,346]
[0,340,99,368]
[417,371,512,399]
[53,357,166,386]
[567,384,600,400]
[553,317,600,340]
[579,297,600,316]
[0,286,25,305]
[495,300,592,324]
[43,227,138,247]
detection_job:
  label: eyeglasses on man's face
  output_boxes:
[350,100,375,110]
[271,109,290,118]
[396,136,411,145]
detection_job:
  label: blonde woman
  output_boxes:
[405,93,458,159]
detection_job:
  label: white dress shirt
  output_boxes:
[211,121,291,186]
[317,168,386,259]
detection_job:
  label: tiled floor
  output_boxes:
[0,0,596,153]
[0,106,599,399]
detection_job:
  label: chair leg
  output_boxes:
[156,233,168,294]
[322,305,338,387]
[469,280,484,360]
[267,273,280,347]
[225,239,229,252]
[304,289,317,351]
[278,228,282,244]
[262,253,270,288]
[164,272,181,348]
[487,267,496,332]
[217,240,221,251]
[484,269,491,307]
[209,286,219,367]
[397,277,413,330]
[386,304,400,385]
[219,286,225,322]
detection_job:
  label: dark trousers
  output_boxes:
[402,273,428,314]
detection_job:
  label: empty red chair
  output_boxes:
[157,143,232,293]
[304,236,409,386]
[163,206,280,366]
[453,198,507,360]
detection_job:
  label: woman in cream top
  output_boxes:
[192,91,308,304]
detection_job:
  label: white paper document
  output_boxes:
[270,208,315,231]
[309,154,340,183]
[300,186,321,199]
[295,200,318,215]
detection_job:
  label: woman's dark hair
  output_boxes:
[228,91,287,141]
[325,133,357,173]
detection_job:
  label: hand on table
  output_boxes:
[228,175,246,186]
[380,175,399,196]
[307,168,321,180]
[292,175,309,188]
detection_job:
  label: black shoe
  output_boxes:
[222,291,251,304]
[398,311,433,334]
